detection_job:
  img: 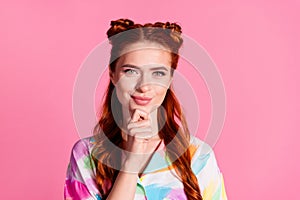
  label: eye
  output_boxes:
[123,69,139,75]
[153,71,166,77]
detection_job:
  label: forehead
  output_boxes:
[117,42,172,68]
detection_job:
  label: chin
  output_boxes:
[131,104,157,114]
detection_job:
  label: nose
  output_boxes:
[136,74,151,92]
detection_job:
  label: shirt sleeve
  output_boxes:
[64,138,102,200]
[191,139,228,200]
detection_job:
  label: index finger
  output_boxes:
[131,109,149,122]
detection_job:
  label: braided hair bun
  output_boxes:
[106,18,183,47]
[106,18,135,38]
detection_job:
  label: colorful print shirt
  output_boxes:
[64,135,227,200]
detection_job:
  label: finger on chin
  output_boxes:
[131,109,149,122]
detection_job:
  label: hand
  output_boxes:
[121,109,160,173]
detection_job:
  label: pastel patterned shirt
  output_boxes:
[64,135,227,200]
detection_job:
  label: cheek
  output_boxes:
[117,78,137,93]
[153,87,168,104]
[114,79,136,104]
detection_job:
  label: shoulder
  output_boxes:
[189,135,220,176]
[71,136,96,155]
[189,135,213,159]
[68,136,97,166]
[67,136,98,176]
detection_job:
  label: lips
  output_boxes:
[131,95,152,106]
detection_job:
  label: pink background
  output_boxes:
[1,1,299,199]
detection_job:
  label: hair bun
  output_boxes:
[107,18,134,39]
[153,21,182,33]
[152,21,182,46]
[165,22,182,33]
[110,18,134,28]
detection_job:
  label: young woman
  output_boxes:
[64,18,227,200]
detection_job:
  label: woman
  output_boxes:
[64,18,227,200]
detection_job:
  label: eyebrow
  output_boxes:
[121,64,169,71]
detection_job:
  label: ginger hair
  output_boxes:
[91,18,202,200]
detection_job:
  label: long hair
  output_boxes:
[91,18,202,200]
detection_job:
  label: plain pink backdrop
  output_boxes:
[1,1,299,199]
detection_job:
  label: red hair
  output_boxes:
[91,18,202,200]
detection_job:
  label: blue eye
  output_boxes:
[153,71,166,76]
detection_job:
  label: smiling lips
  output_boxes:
[131,95,152,106]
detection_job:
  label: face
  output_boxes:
[110,42,173,115]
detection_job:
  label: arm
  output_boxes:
[106,166,139,200]
[106,109,160,200]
